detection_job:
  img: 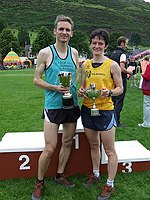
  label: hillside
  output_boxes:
[0,0,150,45]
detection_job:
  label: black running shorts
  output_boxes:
[42,106,80,124]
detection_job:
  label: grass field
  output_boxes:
[0,69,150,200]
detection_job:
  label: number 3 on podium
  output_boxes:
[122,162,132,173]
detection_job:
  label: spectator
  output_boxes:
[110,36,132,127]
[128,57,138,87]
[138,61,150,128]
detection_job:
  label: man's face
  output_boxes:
[90,36,107,56]
[54,21,73,43]
[125,40,129,49]
[122,39,128,49]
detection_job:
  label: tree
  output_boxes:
[32,26,54,55]
[69,30,90,56]
[0,17,7,34]
[108,31,124,54]
[130,32,141,47]
[18,26,30,48]
[0,28,21,60]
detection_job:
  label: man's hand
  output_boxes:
[78,87,85,97]
[55,85,70,94]
[127,68,133,76]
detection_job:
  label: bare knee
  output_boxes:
[44,144,56,158]
[62,137,73,148]
[105,149,118,160]
[90,142,100,151]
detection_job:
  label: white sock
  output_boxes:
[93,170,100,177]
[107,179,114,188]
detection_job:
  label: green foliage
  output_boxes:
[70,30,90,55]
[130,32,142,47]
[0,0,150,46]
[108,31,124,53]
[0,17,7,34]
[0,28,21,59]
[32,26,55,54]
[18,26,30,48]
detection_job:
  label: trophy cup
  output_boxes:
[58,72,74,109]
[85,83,101,116]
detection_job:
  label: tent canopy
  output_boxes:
[3,50,21,66]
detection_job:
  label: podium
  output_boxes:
[0,118,150,180]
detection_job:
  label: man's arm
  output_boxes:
[120,54,132,75]
[71,47,79,83]
[33,48,57,91]
[34,48,69,94]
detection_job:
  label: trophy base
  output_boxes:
[91,108,100,116]
[62,95,74,109]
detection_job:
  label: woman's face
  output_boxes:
[90,36,106,56]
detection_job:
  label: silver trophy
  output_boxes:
[85,83,101,116]
[58,72,74,109]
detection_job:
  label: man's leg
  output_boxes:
[55,122,77,187]
[38,120,59,179]
[129,75,132,87]
[134,74,137,87]
[32,120,59,200]
[57,122,76,173]
[114,78,127,125]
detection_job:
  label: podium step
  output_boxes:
[0,118,150,179]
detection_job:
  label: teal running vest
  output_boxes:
[44,45,78,109]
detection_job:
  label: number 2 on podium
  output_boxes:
[19,155,30,170]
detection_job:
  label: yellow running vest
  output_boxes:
[83,58,114,110]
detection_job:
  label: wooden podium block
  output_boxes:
[0,118,150,180]
[101,140,150,173]
[0,132,93,180]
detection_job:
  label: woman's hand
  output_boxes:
[101,88,110,98]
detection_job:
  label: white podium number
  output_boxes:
[19,155,31,170]
[73,134,79,149]
[122,162,132,173]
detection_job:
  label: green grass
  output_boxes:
[0,69,150,200]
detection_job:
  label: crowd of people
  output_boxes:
[31,15,150,200]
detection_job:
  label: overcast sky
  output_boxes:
[144,0,150,2]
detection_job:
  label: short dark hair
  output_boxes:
[144,56,150,61]
[90,29,110,47]
[54,15,74,30]
[117,36,128,46]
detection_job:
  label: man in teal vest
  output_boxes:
[32,15,80,200]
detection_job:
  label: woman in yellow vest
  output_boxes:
[78,29,123,200]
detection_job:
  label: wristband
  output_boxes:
[108,90,113,97]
